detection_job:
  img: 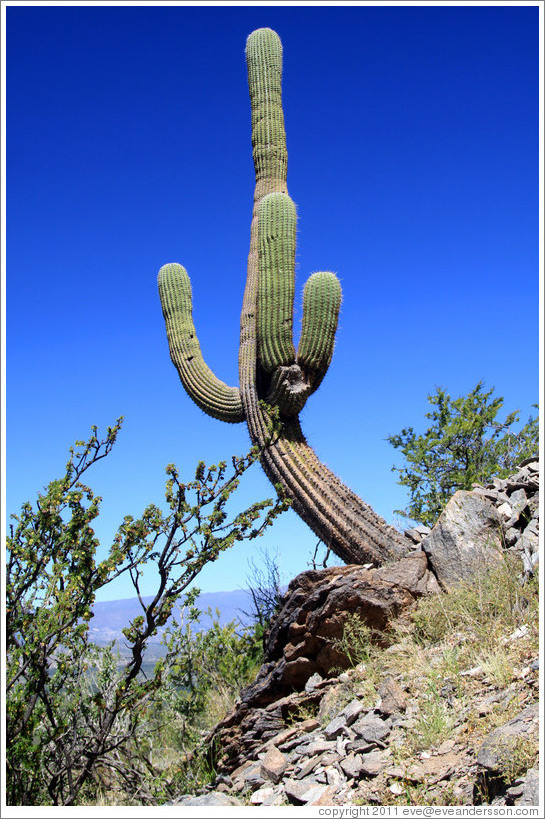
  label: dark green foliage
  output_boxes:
[387,381,538,527]
[6,421,289,806]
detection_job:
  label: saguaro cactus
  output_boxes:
[158,28,408,566]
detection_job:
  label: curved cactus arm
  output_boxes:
[257,192,297,373]
[158,263,245,423]
[297,270,342,393]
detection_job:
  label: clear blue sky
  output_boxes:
[5,2,541,602]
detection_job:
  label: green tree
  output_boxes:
[161,601,264,746]
[6,419,289,806]
[387,381,538,527]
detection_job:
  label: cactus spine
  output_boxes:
[158,28,408,565]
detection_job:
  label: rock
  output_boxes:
[477,704,539,773]
[284,656,321,688]
[404,525,431,545]
[324,714,347,740]
[467,459,540,579]
[516,765,540,805]
[497,501,513,520]
[264,791,286,806]
[525,517,539,536]
[283,776,320,804]
[268,718,319,752]
[295,753,326,779]
[294,737,335,756]
[306,784,338,805]
[386,751,463,785]
[375,550,438,596]
[423,491,504,589]
[473,487,511,505]
[345,738,376,754]
[503,526,519,546]
[504,488,528,526]
[238,760,266,790]
[229,758,253,784]
[340,754,364,779]
[302,783,334,805]
[359,750,390,776]
[336,734,348,757]
[243,551,438,703]
[519,530,539,574]
[389,782,404,795]
[250,786,276,804]
[351,713,391,743]
[326,767,345,788]
[415,524,432,536]
[436,740,456,755]
[305,672,323,692]
[193,459,539,806]
[260,745,287,784]
[378,677,408,715]
[207,551,440,776]
[341,698,367,725]
[173,792,243,806]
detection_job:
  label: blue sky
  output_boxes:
[4,2,541,602]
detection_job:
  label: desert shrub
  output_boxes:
[6,420,289,806]
[162,602,264,739]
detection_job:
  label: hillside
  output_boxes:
[167,457,540,807]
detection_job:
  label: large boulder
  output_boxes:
[206,551,440,776]
[241,550,439,707]
[205,551,439,775]
[422,490,504,590]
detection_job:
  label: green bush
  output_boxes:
[388,381,538,526]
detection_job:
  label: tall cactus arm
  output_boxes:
[297,270,342,394]
[246,28,287,187]
[240,27,289,439]
[158,263,245,423]
[240,28,409,564]
[256,192,342,416]
[257,192,297,372]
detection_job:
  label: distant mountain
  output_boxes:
[89,588,255,658]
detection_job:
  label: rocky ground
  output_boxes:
[171,458,540,807]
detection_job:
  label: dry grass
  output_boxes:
[343,556,539,805]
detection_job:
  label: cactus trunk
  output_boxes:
[159,28,408,566]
